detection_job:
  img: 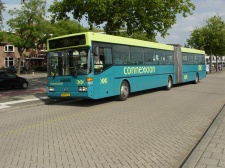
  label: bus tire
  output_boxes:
[193,73,199,84]
[117,80,129,101]
[166,76,172,90]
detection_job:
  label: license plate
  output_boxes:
[61,93,70,97]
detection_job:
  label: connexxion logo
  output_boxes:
[124,66,156,75]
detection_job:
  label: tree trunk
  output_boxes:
[210,54,212,73]
[17,51,23,75]
[216,56,218,72]
[221,56,223,71]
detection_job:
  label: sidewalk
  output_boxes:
[181,70,225,167]
[19,71,47,79]
[182,105,225,167]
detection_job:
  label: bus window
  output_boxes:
[103,48,112,66]
[182,53,188,64]
[130,47,143,64]
[94,47,112,73]
[165,51,174,64]
[199,54,205,64]
[113,45,130,65]
[144,48,155,64]
[48,52,59,76]
[156,50,165,65]
[194,54,199,64]
[67,49,89,75]
[188,53,194,64]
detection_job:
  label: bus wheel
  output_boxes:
[166,76,172,90]
[117,81,129,101]
[193,73,199,84]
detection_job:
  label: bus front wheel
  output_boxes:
[166,76,172,90]
[117,81,129,101]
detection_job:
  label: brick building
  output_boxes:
[0,42,47,71]
[0,42,20,68]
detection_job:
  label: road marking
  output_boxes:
[0,104,10,109]
[0,97,48,109]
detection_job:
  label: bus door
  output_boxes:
[174,46,183,84]
[93,43,114,99]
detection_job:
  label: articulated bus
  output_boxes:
[46,32,206,101]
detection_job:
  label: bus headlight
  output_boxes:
[49,86,55,92]
[78,86,87,92]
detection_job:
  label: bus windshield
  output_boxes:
[47,48,90,76]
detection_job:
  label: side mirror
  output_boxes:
[93,46,99,56]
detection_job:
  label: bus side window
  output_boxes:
[113,44,129,65]
[130,46,143,64]
[156,50,165,65]
[98,47,113,70]
[183,53,188,64]
[144,48,155,65]
[165,51,173,64]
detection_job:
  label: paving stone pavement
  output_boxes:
[0,71,225,168]
[182,105,225,168]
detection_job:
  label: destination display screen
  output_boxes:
[48,34,86,49]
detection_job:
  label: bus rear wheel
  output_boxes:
[117,81,129,101]
[166,76,172,90]
[193,73,199,84]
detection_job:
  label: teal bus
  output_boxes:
[46,32,206,101]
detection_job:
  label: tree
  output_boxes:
[186,15,225,72]
[7,0,46,74]
[51,20,89,37]
[49,0,195,39]
[0,0,5,29]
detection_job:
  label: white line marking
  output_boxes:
[0,98,40,109]
[0,104,11,109]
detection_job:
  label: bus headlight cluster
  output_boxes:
[49,86,55,92]
[79,86,87,92]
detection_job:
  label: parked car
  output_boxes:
[5,66,17,73]
[5,66,25,73]
[0,70,29,89]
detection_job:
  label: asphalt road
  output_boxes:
[0,71,225,168]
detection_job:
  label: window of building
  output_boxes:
[4,45,14,52]
[5,57,14,67]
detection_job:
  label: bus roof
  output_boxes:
[47,32,205,54]
[181,47,205,54]
[86,32,174,51]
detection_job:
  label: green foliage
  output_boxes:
[185,28,205,50]
[6,0,47,74]
[0,0,6,29]
[50,20,89,37]
[186,15,225,56]
[0,31,9,42]
[49,0,195,39]
[7,0,47,51]
[119,31,156,42]
[34,66,47,72]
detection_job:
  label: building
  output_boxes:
[0,42,20,68]
[0,42,47,71]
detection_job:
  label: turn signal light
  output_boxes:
[86,77,93,82]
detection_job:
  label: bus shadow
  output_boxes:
[45,83,192,107]
[46,97,116,107]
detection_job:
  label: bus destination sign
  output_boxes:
[49,34,86,49]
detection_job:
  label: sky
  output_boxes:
[2,0,225,46]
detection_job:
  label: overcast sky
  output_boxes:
[2,0,225,46]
